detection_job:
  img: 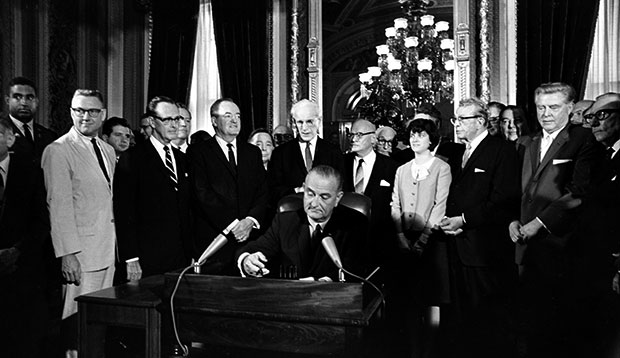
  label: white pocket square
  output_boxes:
[474,168,485,173]
[380,179,391,187]
[553,159,572,165]
[613,175,617,182]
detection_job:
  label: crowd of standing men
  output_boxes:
[0,75,619,358]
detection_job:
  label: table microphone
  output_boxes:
[196,219,239,266]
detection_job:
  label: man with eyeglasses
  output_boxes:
[171,102,191,153]
[487,101,506,137]
[2,76,56,161]
[343,119,397,267]
[188,98,268,275]
[268,99,344,206]
[375,126,397,156]
[113,96,192,282]
[570,99,594,126]
[438,97,519,358]
[41,89,116,357]
[509,82,601,357]
[571,92,620,356]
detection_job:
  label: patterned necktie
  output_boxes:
[461,143,472,168]
[354,158,365,193]
[91,138,110,185]
[227,143,237,171]
[23,124,34,144]
[304,142,313,173]
[163,146,178,191]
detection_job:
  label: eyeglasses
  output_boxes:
[347,131,374,140]
[152,114,183,124]
[377,138,394,146]
[450,115,482,125]
[71,107,103,117]
[584,109,620,125]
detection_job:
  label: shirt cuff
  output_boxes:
[246,216,260,230]
[461,213,467,225]
[125,257,139,263]
[535,217,548,231]
[237,252,250,277]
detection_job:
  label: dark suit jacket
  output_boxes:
[114,140,192,276]
[343,152,398,263]
[2,115,57,161]
[446,134,520,267]
[235,206,368,281]
[516,125,602,271]
[0,153,49,286]
[268,137,344,205]
[189,136,268,274]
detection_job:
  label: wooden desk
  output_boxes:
[164,273,383,358]
[76,275,164,358]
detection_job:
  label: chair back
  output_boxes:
[277,192,371,219]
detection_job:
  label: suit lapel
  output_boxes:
[208,138,237,177]
[365,155,384,197]
[534,128,569,179]
[296,212,312,273]
[344,154,354,191]
[459,136,489,176]
[294,141,308,174]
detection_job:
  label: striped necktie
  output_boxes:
[163,146,178,191]
[354,158,365,193]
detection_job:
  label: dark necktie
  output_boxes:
[311,224,322,251]
[304,142,313,173]
[23,124,34,144]
[91,138,110,185]
[227,143,237,171]
[354,158,365,193]
[163,146,178,191]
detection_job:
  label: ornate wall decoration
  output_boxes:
[478,0,490,102]
[290,0,300,104]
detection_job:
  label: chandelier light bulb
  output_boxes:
[368,66,382,77]
[376,45,390,55]
[385,27,397,38]
[417,58,433,71]
[394,18,408,30]
[359,72,372,83]
[435,21,450,32]
[420,15,435,27]
[440,39,454,50]
[404,36,419,48]
[388,59,402,71]
[444,60,455,71]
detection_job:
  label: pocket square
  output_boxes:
[474,168,485,173]
[553,159,573,165]
[380,179,391,187]
[613,175,617,182]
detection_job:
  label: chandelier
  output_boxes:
[355,0,455,131]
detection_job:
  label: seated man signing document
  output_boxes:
[236,165,367,281]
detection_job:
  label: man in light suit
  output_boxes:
[42,89,116,357]
[439,97,520,358]
[114,96,192,280]
[189,98,268,275]
[268,99,344,206]
[509,82,601,358]
[0,118,50,358]
[343,119,397,266]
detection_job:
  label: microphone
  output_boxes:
[196,219,239,266]
[321,236,343,269]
